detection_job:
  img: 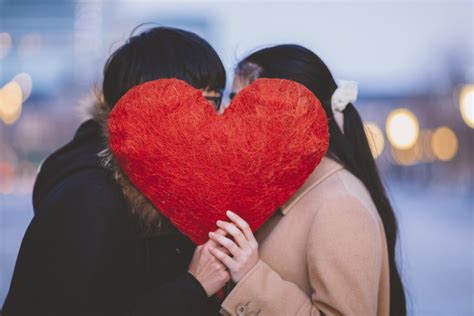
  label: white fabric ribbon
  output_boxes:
[331,80,358,132]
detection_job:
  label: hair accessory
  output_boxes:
[331,80,358,132]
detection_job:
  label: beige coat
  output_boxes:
[220,157,390,316]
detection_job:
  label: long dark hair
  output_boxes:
[236,44,406,315]
[102,26,226,108]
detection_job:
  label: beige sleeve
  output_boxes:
[220,196,383,316]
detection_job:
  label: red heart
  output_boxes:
[108,78,328,244]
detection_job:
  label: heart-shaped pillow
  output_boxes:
[108,78,329,244]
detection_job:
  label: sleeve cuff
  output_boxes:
[221,260,268,314]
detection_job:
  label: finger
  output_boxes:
[214,228,227,236]
[192,245,202,259]
[226,210,257,243]
[209,247,237,270]
[219,246,231,255]
[216,220,247,248]
[210,256,227,271]
[209,231,242,257]
[204,228,227,249]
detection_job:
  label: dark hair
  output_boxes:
[102,26,225,108]
[236,44,406,316]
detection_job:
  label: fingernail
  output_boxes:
[226,210,234,216]
[216,220,222,225]
[209,232,214,236]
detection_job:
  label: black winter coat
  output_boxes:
[2,119,220,316]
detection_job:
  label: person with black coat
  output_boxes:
[2,26,229,316]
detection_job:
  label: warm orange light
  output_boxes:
[0,81,23,125]
[460,85,474,128]
[386,109,419,150]
[391,146,419,166]
[431,126,458,161]
[364,122,385,158]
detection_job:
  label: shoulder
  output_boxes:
[305,170,385,265]
[42,168,125,209]
[290,168,384,250]
[35,168,133,236]
[307,168,380,226]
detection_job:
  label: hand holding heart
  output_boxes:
[108,78,329,244]
[188,228,231,296]
[209,210,260,283]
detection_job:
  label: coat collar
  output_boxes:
[85,95,166,235]
[280,157,343,215]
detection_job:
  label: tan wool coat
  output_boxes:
[220,157,390,316]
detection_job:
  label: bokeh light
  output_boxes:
[417,129,436,163]
[18,33,42,57]
[459,85,474,128]
[0,2,472,314]
[0,32,12,58]
[431,126,458,161]
[364,122,385,158]
[12,73,33,102]
[391,145,419,166]
[0,161,15,194]
[386,108,420,150]
[0,81,23,125]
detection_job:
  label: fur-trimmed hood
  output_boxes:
[85,95,166,235]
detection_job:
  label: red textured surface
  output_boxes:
[108,78,329,244]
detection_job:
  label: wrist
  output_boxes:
[187,271,212,297]
[234,258,259,283]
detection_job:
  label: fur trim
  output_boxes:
[89,94,166,236]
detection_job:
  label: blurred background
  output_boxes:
[0,0,472,314]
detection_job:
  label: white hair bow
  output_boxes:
[331,80,358,132]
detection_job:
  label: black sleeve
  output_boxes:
[132,272,216,316]
[2,170,216,316]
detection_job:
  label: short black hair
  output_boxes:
[102,26,225,107]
